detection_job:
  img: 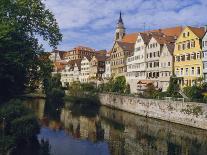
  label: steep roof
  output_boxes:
[67,59,82,71]
[139,32,152,44]
[116,41,135,51]
[54,61,66,72]
[166,43,175,54]
[159,26,183,37]
[188,26,205,38]
[151,32,175,44]
[122,33,139,43]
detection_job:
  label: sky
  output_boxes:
[42,0,207,52]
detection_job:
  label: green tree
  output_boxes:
[112,76,126,93]
[0,100,40,152]
[167,76,180,97]
[0,0,62,102]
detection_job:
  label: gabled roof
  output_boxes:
[67,59,82,71]
[150,32,175,45]
[54,61,66,72]
[122,33,139,43]
[139,32,152,44]
[166,43,175,55]
[116,41,135,51]
[187,26,205,39]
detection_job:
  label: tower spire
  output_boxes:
[118,11,123,23]
[114,12,125,41]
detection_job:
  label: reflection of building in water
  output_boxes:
[27,99,207,155]
[99,106,207,155]
[60,107,104,142]
[25,98,45,119]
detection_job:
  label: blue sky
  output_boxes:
[42,0,207,51]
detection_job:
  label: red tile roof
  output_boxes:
[122,33,139,43]
[188,26,205,38]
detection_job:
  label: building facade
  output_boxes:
[80,56,91,83]
[202,31,207,82]
[158,43,174,91]
[66,46,95,61]
[89,55,106,81]
[174,26,205,87]
[102,57,112,81]
[126,33,151,93]
[60,60,81,86]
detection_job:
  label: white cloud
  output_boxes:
[42,0,207,51]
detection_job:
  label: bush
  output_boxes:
[0,100,40,153]
[183,85,204,102]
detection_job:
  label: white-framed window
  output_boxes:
[197,67,201,75]
[181,68,183,76]
[185,68,189,76]
[191,67,194,75]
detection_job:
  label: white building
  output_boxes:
[202,31,207,82]
[126,33,151,93]
[49,50,66,62]
[158,43,175,91]
[146,33,175,88]
[102,57,111,81]
[80,56,91,83]
[60,60,81,87]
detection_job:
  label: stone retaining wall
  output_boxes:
[99,93,207,130]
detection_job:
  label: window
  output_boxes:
[197,67,201,75]
[176,56,180,62]
[181,68,183,76]
[168,62,171,66]
[197,52,201,59]
[178,45,181,50]
[187,41,190,49]
[185,68,188,76]
[191,53,196,60]
[181,55,185,61]
[182,43,186,50]
[191,67,194,75]
[183,33,186,37]
[186,54,190,60]
[176,69,179,76]
[191,40,195,48]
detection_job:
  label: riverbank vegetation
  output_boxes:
[0,100,50,155]
[99,76,207,103]
[98,76,130,94]
[0,0,62,154]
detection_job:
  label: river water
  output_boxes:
[25,98,207,155]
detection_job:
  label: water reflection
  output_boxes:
[26,98,207,155]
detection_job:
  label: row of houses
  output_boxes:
[50,13,207,94]
[50,46,107,87]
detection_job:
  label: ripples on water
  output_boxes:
[25,98,207,155]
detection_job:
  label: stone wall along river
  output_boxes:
[99,93,207,130]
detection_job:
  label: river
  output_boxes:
[24,98,207,155]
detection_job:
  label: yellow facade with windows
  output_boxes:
[174,26,205,87]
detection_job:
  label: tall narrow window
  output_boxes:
[191,67,194,75]
[197,67,201,75]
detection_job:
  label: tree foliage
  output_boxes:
[0,100,40,152]
[99,76,130,94]
[0,0,62,102]
[167,76,180,97]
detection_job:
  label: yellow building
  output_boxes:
[174,26,205,87]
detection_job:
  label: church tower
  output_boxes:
[114,12,125,41]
